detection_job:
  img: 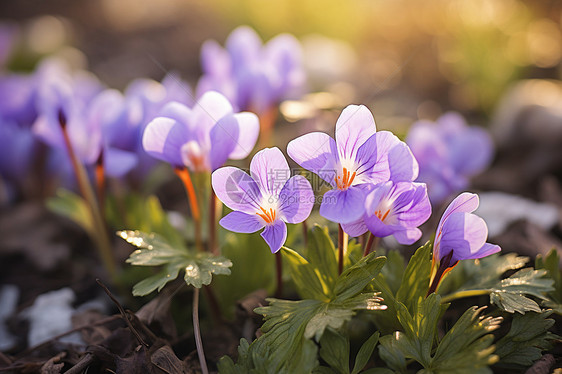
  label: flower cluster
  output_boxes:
[210,103,500,271]
[406,112,494,204]
[288,104,430,244]
[197,26,306,116]
[0,56,197,195]
[0,22,501,287]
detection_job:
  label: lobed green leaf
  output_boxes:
[318,328,350,374]
[120,230,232,295]
[395,242,432,312]
[535,249,562,313]
[351,331,380,374]
[494,310,559,367]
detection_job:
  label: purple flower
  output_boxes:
[125,73,194,127]
[212,147,313,253]
[341,181,431,244]
[32,79,103,167]
[142,91,259,172]
[0,73,37,126]
[287,104,418,224]
[406,112,494,204]
[0,118,36,183]
[87,89,141,177]
[434,192,501,267]
[197,26,306,114]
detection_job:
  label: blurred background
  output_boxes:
[2,0,561,115]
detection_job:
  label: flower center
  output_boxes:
[256,206,276,224]
[375,209,391,222]
[181,141,209,172]
[335,167,357,190]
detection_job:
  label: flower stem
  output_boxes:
[275,251,283,298]
[363,234,380,257]
[440,289,490,304]
[59,110,116,278]
[338,225,348,275]
[192,287,209,374]
[95,151,105,218]
[258,107,278,148]
[302,219,309,247]
[426,250,457,296]
[174,167,203,252]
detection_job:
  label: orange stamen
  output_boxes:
[375,209,390,222]
[335,167,357,190]
[256,206,276,224]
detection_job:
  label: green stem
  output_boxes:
[440,289,490,304]
[60,110,116,278]
[192,287,209,374]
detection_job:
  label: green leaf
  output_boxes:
[395,242,432,312]
[47,189,94,235]
[346,237,365,268]
[282,247,331,301]
[494,310,559,367]
[131,261,184,296]
[351,331,380,374]
[379,294,501,373]
[535,249,562,313]
[121,230,186,266]
[183,254,233,288]
[319,328,350,374]
[379,250,405,295]
[107,194,186,249]
[120,230,232,295]
[438,253,529,295]
[439,254,554,314]
[226,251,387,374]
[304,225,339,291]
[361,369,394,374]
[313,367,338,374]
[378,335,407,372]
[489,268,554,313]
[253,298,322,373]
[333,252,387,303]
[396,293,445,366]
[430,306,501,372]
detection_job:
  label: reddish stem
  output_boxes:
[174,167,203,252]
[363,233,380,257]
[302,219,309,247]
[275,251,283,298]
[427,250,458,296]
[208,190,218,255]
[95,151,105,218]
[338,225,344,275]
[258,107,278,148]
